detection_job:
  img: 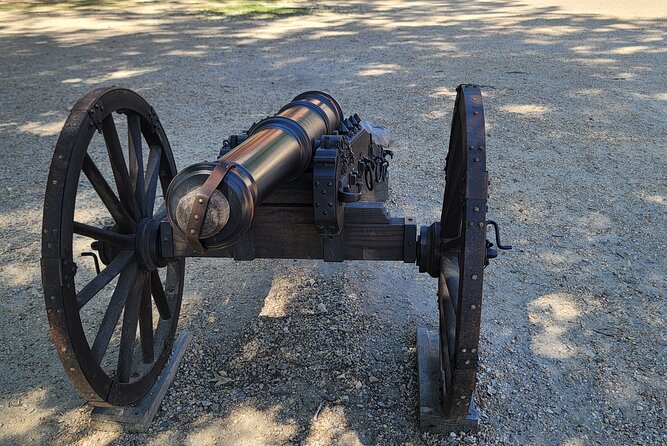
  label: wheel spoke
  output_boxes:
[101,114,141,220]
[139,274,155,363]
[151,270,171,320]
[76,251,134,309]
[91,264,141,363]
[117,271,146,382]
[127,112,145,217]
[143,145,162,217]
[73,221,133,248]
[82,154,135,232]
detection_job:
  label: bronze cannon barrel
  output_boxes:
[166,91,343,251]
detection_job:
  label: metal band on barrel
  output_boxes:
[186,159,236,253]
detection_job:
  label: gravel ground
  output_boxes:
[0,1,665,445]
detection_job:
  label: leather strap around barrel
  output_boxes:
[186,159,236,253]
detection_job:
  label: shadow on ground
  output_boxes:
[0,1,665,445]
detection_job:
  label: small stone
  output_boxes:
[369,376,379,384]
[210,403,219,411]
[316,303,327,313]
[449,432,457,440]
[355,381,362,389]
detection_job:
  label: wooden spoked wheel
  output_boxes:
[41,87,184,406]
[438,85,488,417]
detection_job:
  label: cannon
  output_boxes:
[41,85,510,432]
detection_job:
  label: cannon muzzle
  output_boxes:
[166,91,343,251]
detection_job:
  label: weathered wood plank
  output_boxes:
[417,326,479,433]
[172,203,412,261]
[90,331,193,433]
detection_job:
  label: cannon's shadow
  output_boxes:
[0,0,665,445]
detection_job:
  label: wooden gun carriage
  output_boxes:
[41,85,510,432]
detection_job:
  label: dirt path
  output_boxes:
[0,1,665,445]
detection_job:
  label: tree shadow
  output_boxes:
[0,0,665,444]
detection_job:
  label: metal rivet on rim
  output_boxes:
[193,215,199,220]
[473,207,479,212]
[189,229,196,235]
[479,222,485,228]
[471,305,476,309]
[465,360,471,365]
[469,145,475,150]
[198,198,204,204]
[472,274,478,280]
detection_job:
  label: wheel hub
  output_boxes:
[135,218,163,271]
